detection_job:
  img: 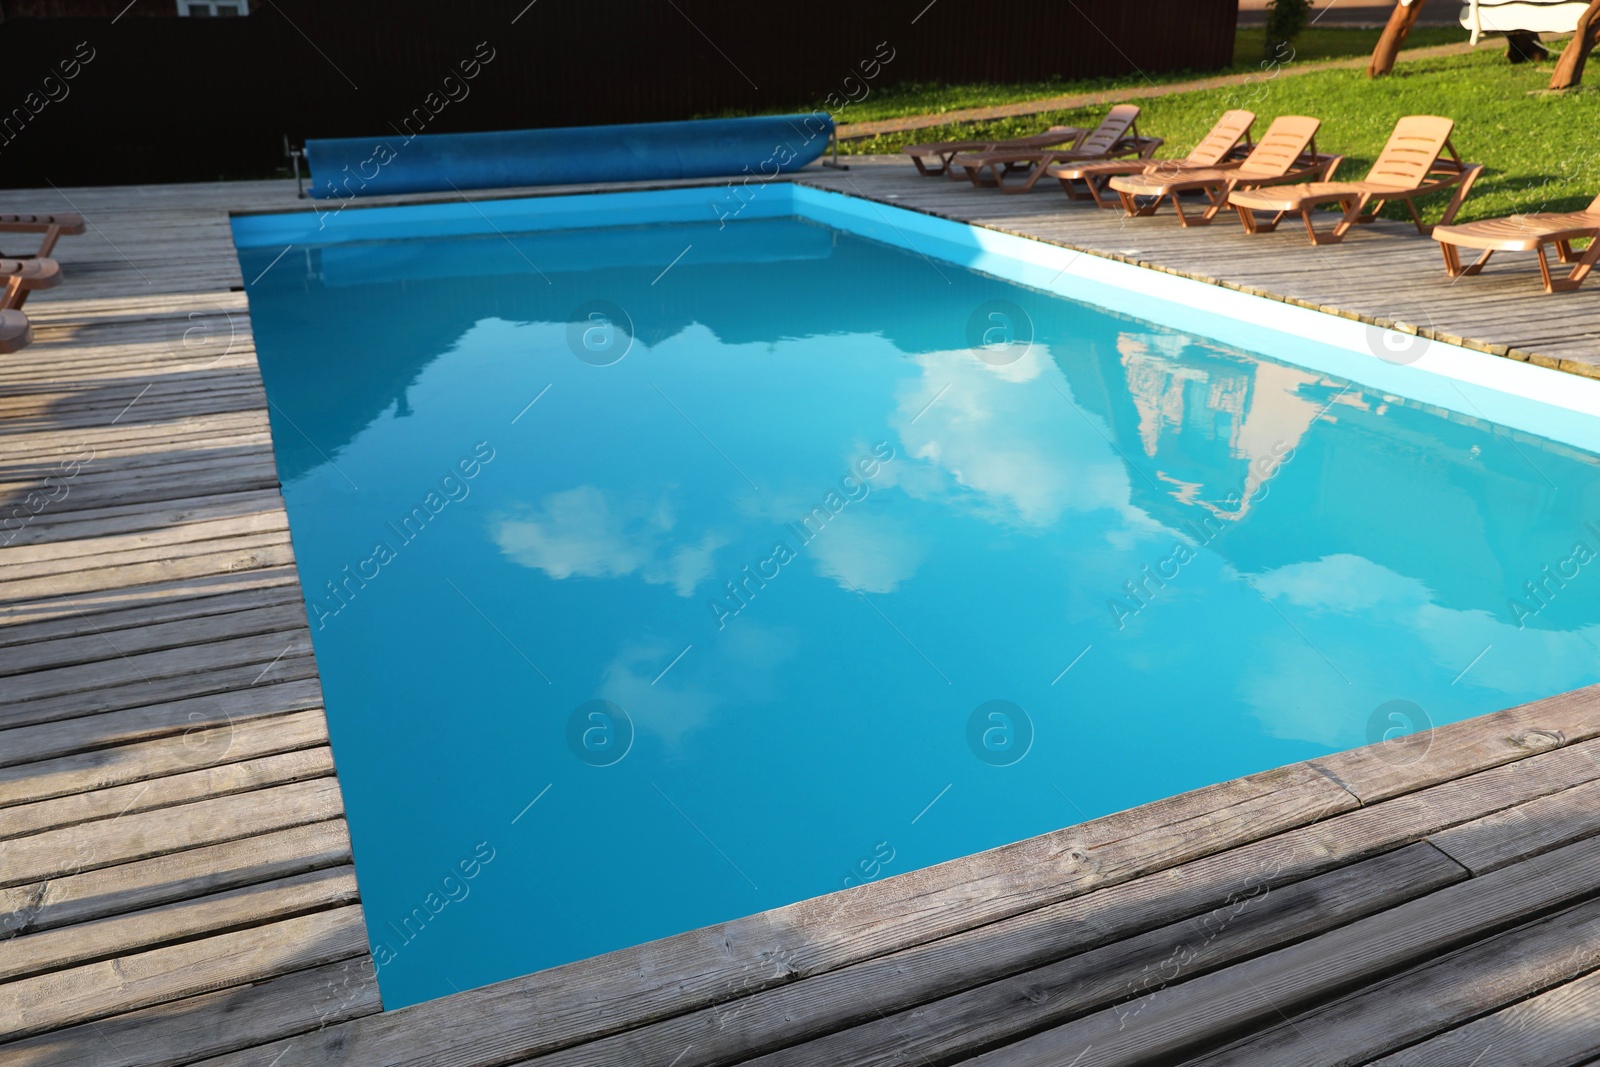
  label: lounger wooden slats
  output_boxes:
[950,105,1162,194]
[0,213,86,258]
[1433,193,1600,292]
[901,126,1087,179]
[1049,109,1256,209]
[1227,116,1483,245]
[1107,116,1335,227]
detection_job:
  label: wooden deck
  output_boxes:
[804,156,1600,376]
[2,167,1599,1066]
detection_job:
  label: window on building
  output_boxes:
[177,1,250,14]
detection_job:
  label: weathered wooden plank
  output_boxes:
[0,511,287,572]
[1189,896,1600,1066]
[0,678,324,769]
[0,528,290,588]
[0,818,351,937]
[0,865,359,983]
[1429,776,1600,874]
[515,729,1600,1065]
[0,708,328,809]
[0,351,260,384]
[0,777,346,888]
[0,582,303,653]
[793,160,1600,364]
[0,540,296,605]
[1311,683,1600,803]
[0,650,318,730]
[952,835,1600,1067]
[1364,964,1600,1067]
[0,957,380,1067]
[0,565,299,628]
[525,843,1464,1067]
[0,461,282,517]
[0,394,271,433]
[0,489,283,549]
[0,746,335,837]
[223,764,1357,1067]
[0,415,268,461]
[0,387,271,426]
[220,725,1600,1067]
[0,602,307,678]
[0,904,369,1042]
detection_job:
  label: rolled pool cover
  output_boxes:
[305,113,836,199]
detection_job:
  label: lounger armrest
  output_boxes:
[0,214,86,236]
[0,256,61,290]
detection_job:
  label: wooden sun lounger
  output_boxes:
[1226,116,1483,246]
[950,105,1162,194]
[902,126,1087,179]
[0,256,62,311]
[1432,193,1600,293]
[1107,116,1336,227]
[0,212,85,258]
[1049,109,1256,209]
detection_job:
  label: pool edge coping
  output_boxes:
[225,165,1599,382]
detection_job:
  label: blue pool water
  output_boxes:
[237,195,1600,1008]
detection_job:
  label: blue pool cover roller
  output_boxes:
[304,113,836,199]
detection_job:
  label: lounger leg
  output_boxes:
[1191,185,1232,225]
[35,225,62,258]
[2,275,22,312]
[1118,190,1159,219]
[1300,208,1320,244]
[1403,198,1428,234]
[1241,208,1285,234]
[1172,195,1192,227]
[1322,195,1372,245]
[1556,240,1576,264]
[1537,247,1557,293]
[1059,176,1092,202]
[1551,238,1599,293]
[998,159,1050,195]
[1234,204,1259,234]
[1439,243,1462,277]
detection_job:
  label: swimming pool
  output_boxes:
[234,184,1600,1008]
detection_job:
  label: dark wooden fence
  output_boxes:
[0,0,1236,187]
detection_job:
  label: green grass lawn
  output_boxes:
[839,41,1600,222]
[832,25,1465,125]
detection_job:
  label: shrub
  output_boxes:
[1265,0,1315,61]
